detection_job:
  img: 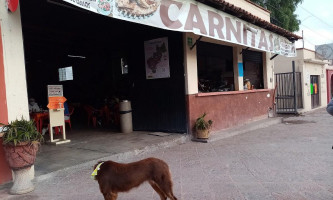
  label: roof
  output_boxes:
[197,0,302,41]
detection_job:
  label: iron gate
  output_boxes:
[275,64,303,114]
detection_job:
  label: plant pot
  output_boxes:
[196,129,210,139]
[3,142,39,170]
[3,142,39,195]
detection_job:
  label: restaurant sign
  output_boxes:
[62,0,296,57]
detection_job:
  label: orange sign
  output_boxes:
[47,96,67,109]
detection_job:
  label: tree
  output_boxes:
[250,0,303,32]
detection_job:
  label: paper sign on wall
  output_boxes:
[144,37,170,79]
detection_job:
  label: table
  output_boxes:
[30,112,49,133]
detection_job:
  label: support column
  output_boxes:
[233,46,244,91]
[0,2,29,121]
[0,2,30,185]
[0,14,12,186]
[183,33,199,95]
[263,52,275,89]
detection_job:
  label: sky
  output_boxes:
[294,0,333,50]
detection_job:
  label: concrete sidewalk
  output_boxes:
[1,108,332,199]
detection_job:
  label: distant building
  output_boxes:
[275,48,332,113]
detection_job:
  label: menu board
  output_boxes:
[47,85,63,97]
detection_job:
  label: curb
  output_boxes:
[209,117,282,142]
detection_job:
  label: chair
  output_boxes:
[83,105,101,127]
[65,106,74,129]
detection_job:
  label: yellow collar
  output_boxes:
[91,162,104,179]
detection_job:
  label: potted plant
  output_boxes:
[194,113,213,139]
[0,118,43,195]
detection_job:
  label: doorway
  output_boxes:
[311,75,320,108]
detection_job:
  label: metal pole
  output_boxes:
[292,61,297,113]
[302,30,304,48]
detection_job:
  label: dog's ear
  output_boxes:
[93,161,104,169]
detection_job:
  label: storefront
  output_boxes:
[0,0,301,184]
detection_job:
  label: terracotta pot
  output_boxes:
[3,142,39,170]
[196,129,210,139]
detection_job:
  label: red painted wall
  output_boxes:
[187,89,274,134]
[0,26,12,184]
[327,70,333,103]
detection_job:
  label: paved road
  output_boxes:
[1,108,332,200]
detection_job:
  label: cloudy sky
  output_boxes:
[294,0,333,50]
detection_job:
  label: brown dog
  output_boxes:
[93,157,177,200]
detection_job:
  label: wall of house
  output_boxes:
[184,32,274,134]
[0,2,29,184]
[302,61,327,112]
[187,90,274,134]
[327,69,333,102]
[224,0,270,21]
[274,50,304,73]
[0,22,12,186]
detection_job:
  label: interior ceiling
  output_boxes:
[19,0,150,61]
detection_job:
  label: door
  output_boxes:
[131,31,187,133]
[310,75,320,108]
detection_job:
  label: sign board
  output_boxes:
[315,43,333,60]
[48,85,63,97]
[144,37,170,79]
[62,0,296,57]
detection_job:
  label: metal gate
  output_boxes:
[275,63,303,114]
[310,75,320,108]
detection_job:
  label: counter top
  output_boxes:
[196,89,272,97]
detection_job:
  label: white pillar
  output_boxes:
[233,46,244,91]
[0,3,29,121]
[183,33,199,95]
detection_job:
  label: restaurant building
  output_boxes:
[0,0,301,184]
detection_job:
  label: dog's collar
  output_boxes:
[91,162,104,179]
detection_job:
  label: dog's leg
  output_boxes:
[110,192,118,200]
[102,192,118,200]
[154,177,177,200]
[149,180,167,200]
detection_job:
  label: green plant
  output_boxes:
[0,117,44,146]
[195,113,213,130]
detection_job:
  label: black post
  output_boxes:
[292,61,297,113]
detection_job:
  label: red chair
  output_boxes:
[65,106,74,129]
[83,105,101,127]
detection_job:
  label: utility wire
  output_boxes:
[299,5,333,29]
[263,2,333,43]
[300,24,333,43]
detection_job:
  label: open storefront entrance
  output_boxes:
[20,1,187,138]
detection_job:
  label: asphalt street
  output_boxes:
[1,108,332,200]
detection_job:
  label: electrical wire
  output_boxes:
[299,5,333,29]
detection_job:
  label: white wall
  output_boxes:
[0,3,29,121]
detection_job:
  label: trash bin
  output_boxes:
[119,100,133,133]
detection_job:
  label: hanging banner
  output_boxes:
[62,0,296,57]
[144,37,170,79]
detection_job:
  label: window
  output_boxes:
[197,42,234,93]
[243,50,263,89]
[59,66,73,81]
